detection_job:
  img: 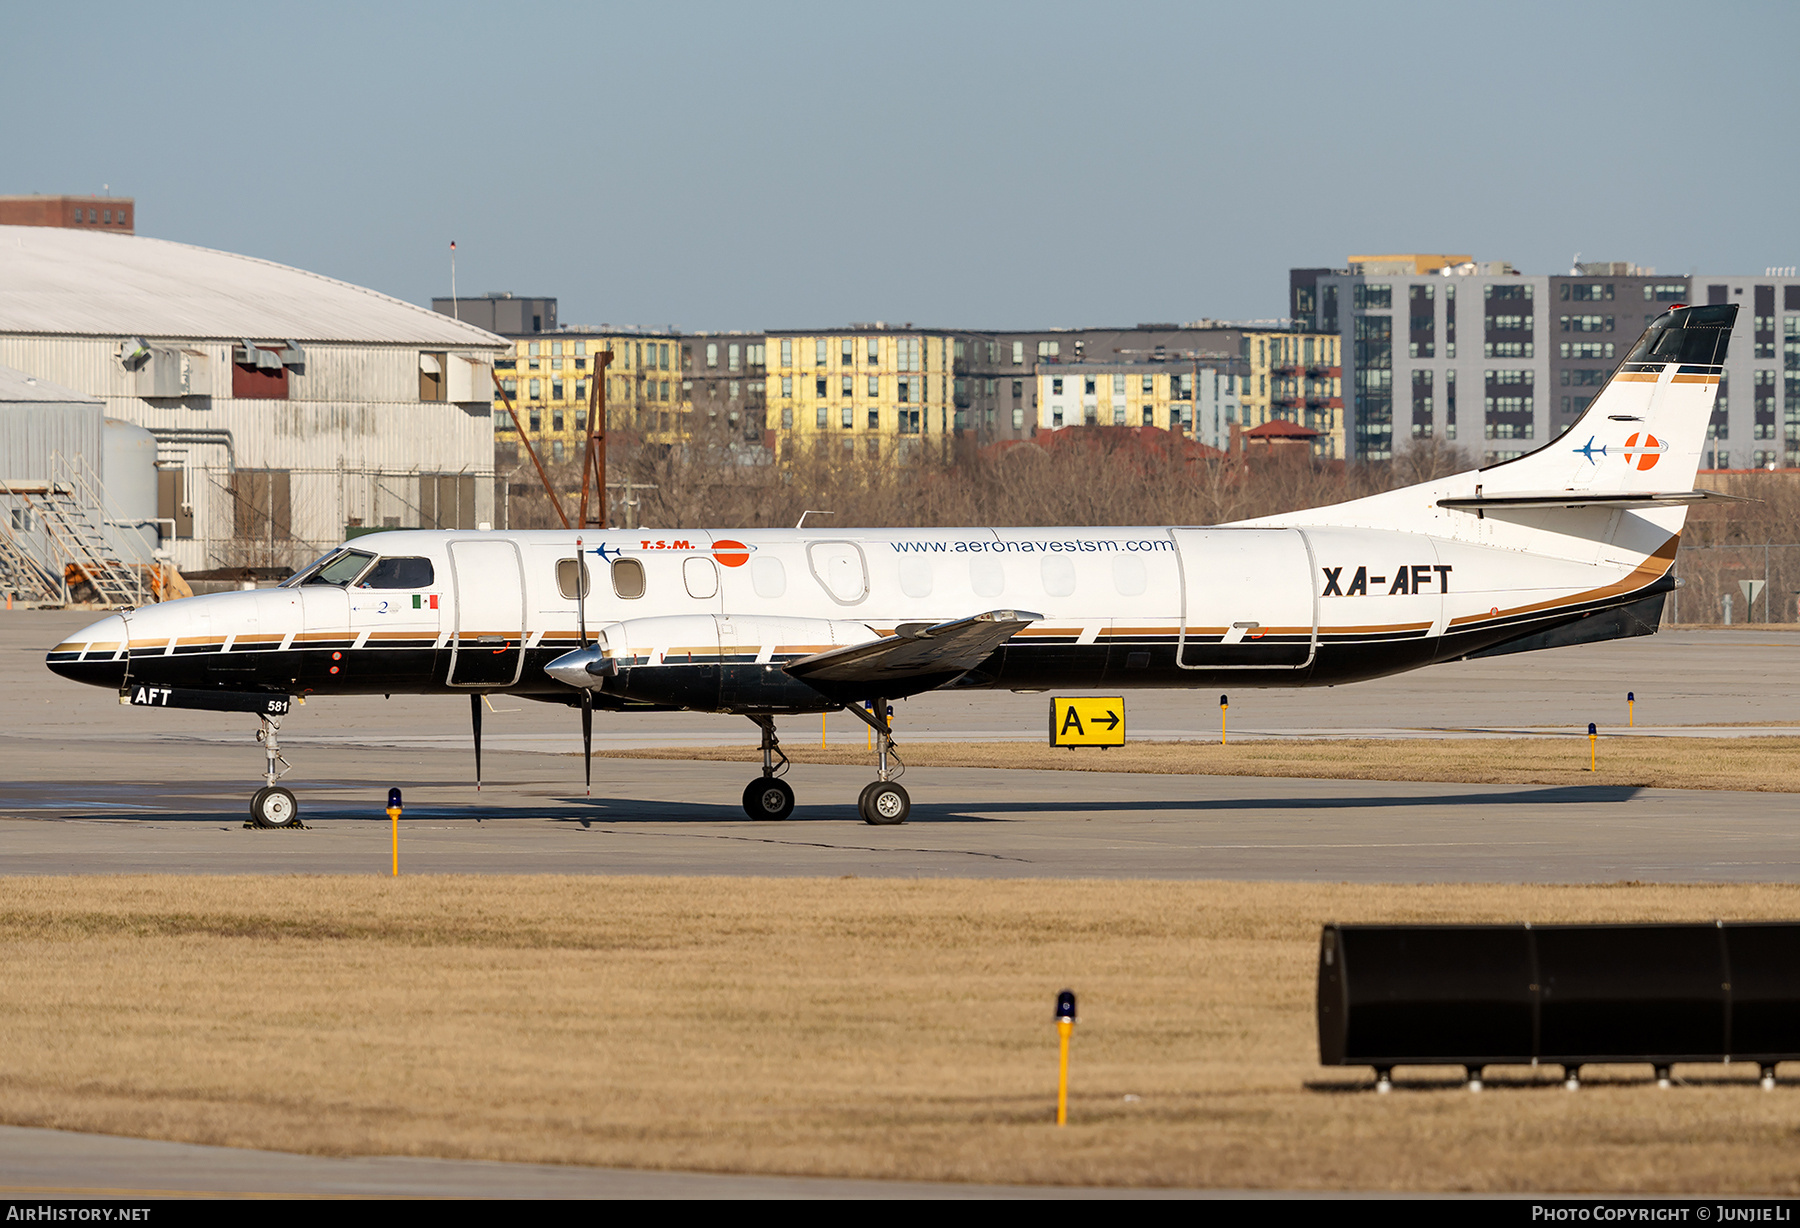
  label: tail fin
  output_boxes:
[1482,302,1736,495]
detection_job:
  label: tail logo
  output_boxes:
[1572,436,1607,464]
[1622,433,1666,471]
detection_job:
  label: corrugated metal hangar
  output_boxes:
[0,225,508,579]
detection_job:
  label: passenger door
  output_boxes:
[806,540,869,606]
[1172,528,1317,669]
[447,539,525,686]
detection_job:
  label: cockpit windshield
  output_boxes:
[357,557,435,589]
[281,550,339,588]
[283,548,377,588]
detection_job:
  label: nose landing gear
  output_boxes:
[249,712,301,828]
[742,716,795,820]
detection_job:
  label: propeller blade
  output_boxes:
[471,692,483,791]
[580,690,593,797]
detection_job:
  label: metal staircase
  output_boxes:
[0,455,148,607]
[0,496,63,603]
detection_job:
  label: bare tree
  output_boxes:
[1392,436,1474,486]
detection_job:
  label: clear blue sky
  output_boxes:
[6,1,1796,332]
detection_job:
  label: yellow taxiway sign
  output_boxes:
[1049,696,1126,747]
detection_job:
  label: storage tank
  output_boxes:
[101,418,159,561]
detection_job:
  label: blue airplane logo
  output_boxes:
[589,541,622,562]
[1572,436,1607,464]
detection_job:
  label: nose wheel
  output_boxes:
[744,777,795,820]
[248,712,302,829]
[742,716,795,820]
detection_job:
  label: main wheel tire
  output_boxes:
[249,785,300,829]
[743,777,795,821]
[859,781,910,826]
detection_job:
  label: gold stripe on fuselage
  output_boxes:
[1446,536,1677,628]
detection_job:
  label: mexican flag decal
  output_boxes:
[412,594,440,609]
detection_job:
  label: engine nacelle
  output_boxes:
[544,614,878,712]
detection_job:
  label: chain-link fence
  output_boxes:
[1668,542,1800,625]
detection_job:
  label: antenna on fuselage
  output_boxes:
[796,510,835,529]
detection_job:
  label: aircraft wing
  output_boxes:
[1437,490,1750,511]
[783,609,1041,686]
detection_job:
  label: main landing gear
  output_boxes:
[738,705,910,824]
[742,716,795,820]
[846,698,909,826]
[249,712,301,828]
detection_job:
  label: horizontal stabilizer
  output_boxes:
[784,609,1041,685]
[1437,490,1750,511]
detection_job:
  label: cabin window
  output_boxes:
[751,556,786,598]
[898,556,933,599]
[357,557,435,589]
[970,557,1004,598]
[556,558,592,600]
[1040,556,1076,598]
[1112,556,1147,596]
[683,556,718,599]
[612,557,646,599]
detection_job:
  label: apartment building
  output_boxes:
[491,330,686,465]
[1690,273,1800,470]
[432,292,558,336]
[762,327,957,461]
[1295,256,1800,466]
[951,326,1252,445]
[1034,363,1242,452]
[1292,255,1544,463]
[1242,329,1343,458]
[681,333,768,453]
[451,297,1339,467]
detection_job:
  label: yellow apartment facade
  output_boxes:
[493,331,687,464]
[765,329,956,461]
[489,323,1343,466]
[1241,330,1344,459]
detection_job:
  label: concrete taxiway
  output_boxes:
[0,747,1789,880]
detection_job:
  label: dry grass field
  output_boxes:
[601,735,1800,794]
[4,875,1800,1193]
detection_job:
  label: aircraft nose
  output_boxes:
[45,613,129,687]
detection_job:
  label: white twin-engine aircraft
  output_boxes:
[49,304,1737,828]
